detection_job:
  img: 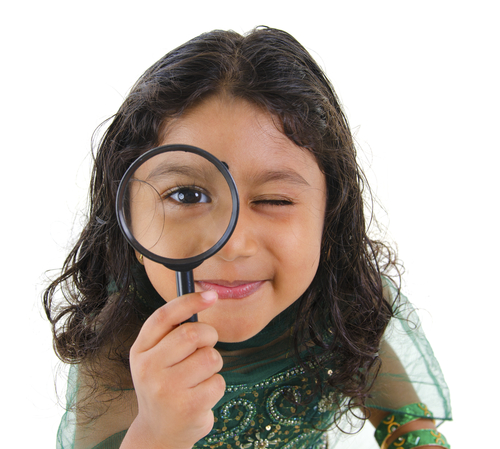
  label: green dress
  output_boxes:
[56,280,451,449]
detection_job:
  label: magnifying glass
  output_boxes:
[116,144,239,322]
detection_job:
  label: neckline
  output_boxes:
[215,301,298,351]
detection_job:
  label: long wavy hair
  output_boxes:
[43,26,399,426]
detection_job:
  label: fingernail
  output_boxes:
[201,290,218,302]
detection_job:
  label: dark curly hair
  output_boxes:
[43,26,399,427]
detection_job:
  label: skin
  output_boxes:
[122,95,327,448]
[366,340,439,448]
[368,409,438,448]
[122,95,440,448]
[141,94,327,343]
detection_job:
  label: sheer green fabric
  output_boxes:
[366,282,451,420]
[57,365,77,449]
[56,279,451,448]
[328,283,451,448]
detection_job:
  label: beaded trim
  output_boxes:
[375,403,435,449]
[387,429,450,448]
[267,386,303,426]
[206,399,257,443]
[203,363,333,448]
[225,365,307,394]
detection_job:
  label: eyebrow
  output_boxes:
[252,169,311,187]
[145,163,311,188]
[145,162,217,182]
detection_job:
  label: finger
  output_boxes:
[132,290,218,353]
[150,322,219,367]
[168,346,223,388]
[190,373,226,411]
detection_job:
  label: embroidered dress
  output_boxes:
[56,276,451,449]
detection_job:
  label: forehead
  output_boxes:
[159,96,325,190]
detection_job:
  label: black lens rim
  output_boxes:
[116,144,239,271]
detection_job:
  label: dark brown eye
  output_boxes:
[168,188,211,204]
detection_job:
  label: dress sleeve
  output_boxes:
[56,364,78,449]
[88,431,127,449]
[327,281,452,448]
[366,281,452,424]
[56,364,134,449]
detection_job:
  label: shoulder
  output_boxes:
[68,310,140,449]
[71,357,137,449]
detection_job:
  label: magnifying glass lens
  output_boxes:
[123,151,233,260]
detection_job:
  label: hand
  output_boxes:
[121,290,225,449]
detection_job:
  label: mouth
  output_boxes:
[196,280,265,299]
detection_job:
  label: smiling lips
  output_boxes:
[197,280,265,299]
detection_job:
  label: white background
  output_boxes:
[2,1,498,447]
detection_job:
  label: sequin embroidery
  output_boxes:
[198,365,336,448]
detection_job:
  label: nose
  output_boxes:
[216,205,258,262]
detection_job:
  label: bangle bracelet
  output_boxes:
[387,429,450,448]
[375,403,435,449]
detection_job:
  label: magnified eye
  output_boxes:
[167,187,211,204]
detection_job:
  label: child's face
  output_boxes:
[142,95,327,342]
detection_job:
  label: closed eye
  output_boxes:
[252,197,295,207]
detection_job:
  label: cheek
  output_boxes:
[285,208,324,261]
[274,219,322,288]
[143,261,178,302]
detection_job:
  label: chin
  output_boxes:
[197,295,276,343]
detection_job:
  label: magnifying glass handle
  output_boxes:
[176,271,198,322]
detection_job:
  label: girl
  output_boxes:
[44,27,451,449]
